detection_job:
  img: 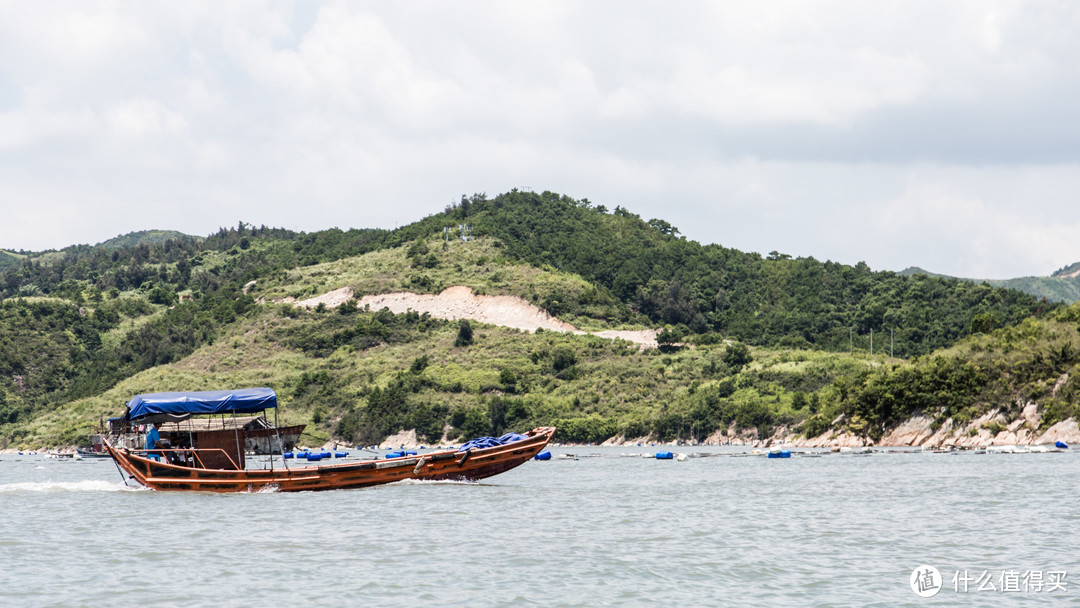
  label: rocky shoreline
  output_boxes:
[789,410,1080,449]
[594,412,1080,450]
[7,413,1078,453]
[365,414,1080,451]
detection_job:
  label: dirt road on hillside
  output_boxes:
[284,285,658,347]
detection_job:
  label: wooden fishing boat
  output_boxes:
[103,388,555,492]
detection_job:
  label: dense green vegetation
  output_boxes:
[0,224,388,441]
[810,303,1080,440]
[409,191,1053,355]
[0,291,259,430]
[0,192,1074,448]
[4,196,1052,356]
[95,230,200,250]
[0,250,23,271]
[1,224,388,299]
[8,301,885,448]
[14,297,1080,449]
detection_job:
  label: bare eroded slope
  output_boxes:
[283,285,659,347]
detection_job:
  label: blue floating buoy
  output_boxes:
[283,452,294,459]
[295,451,310,459]
[306,453,323,461]
[768,450,791,459]
[655,451,674,460]
[534,450,552,461]
[334,451,348,458]
[1056,441,1069,449]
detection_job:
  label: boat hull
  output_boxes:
[105,427,555,492]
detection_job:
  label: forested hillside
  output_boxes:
[0,192,1070,448]
[0,225,386,433]
[806,302,1080,441]
[418,191,1052,355]
[95,230,199,250]
[15,301,878,448]
[0,250,22,271]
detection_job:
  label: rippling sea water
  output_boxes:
[1,448,1077,607]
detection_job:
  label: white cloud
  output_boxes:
[0,3,148,71]
[868,170,1080,278]
[0,0,1078,281]
[106,98,187,135]
[0,103,96,150]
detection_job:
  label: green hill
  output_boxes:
[902,265,1080,303]
[1051,261,1080,278]
[15,292,1079,450]
[0,191,1074,448]
[0,230,200,273]
[95,229,200,249]
[899,266,950,279]
[413,192,1049,356]
[14,298,881,448]
[0,250,24,272]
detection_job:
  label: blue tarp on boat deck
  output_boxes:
[126,388,277,420]
[457,433,528,452]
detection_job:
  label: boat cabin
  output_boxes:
[108,388,302,470]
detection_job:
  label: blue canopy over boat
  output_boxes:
[126,388,277,420]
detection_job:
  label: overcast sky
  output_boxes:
[2,1,1078,279]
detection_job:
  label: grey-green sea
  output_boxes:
[1,447,1077,607]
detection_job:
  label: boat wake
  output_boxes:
[392,478,482,487]
[0,480,145,494]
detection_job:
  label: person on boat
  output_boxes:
[145,423,162,461]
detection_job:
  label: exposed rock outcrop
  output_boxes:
[785,412,1080,449]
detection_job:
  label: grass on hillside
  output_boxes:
[987,276,1080,304]
[12,298,1080,450]
[97,296,171,350]
[10,302,889,449]
[252,236,647,331]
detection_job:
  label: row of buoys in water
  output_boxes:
[533,442,1070,462]
[654,452,689,461]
